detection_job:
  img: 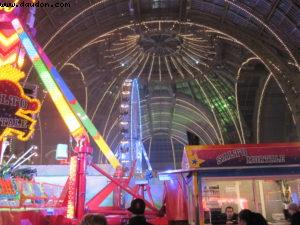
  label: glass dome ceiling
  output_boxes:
[21,0,299,169]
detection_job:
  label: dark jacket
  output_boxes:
[212,213,238,225]
[291,211,300,225]
[128,215,153,225]
[226,213,238,224]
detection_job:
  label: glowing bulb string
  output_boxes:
[199,66,246,143]
[149,111,213,144]
[136,53,150,79]
[107,43,137,55]
[164,56,174,80]
[211,29,297,125]
[102,92,120,138]
[118,51,143,75]
[147,53,155,82]
[65,63,89,113]
[235,57,259,144]
[110,46,139,66]
[224,0,299,71]
[176,99,220,139]
[256,73,272,143]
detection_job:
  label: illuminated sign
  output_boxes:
[0,64,40,141]
[184,143,300,169]
[0,29,24,68]
[0,0,36,69]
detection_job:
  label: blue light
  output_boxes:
[18,32,27,42]
[51,68,75,102]
[158,174,172,181]
[22,37,39,59]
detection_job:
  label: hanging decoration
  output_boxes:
[0,0,36,69]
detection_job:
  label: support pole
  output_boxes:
[235,181,241,211]
[75,136,92,220]
[194,172,201,225]
[66,136,92,222]
[258,180,266,218]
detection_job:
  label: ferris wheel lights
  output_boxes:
[120,121,128,125]
[121,140,129,145]
[122,91,130,95]
[121,104,129,108]
[123,79,132,86]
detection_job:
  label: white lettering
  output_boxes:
[0,94,29,109]
[0,117,29,129]
[216,148,248,165]
[246,155,285,164]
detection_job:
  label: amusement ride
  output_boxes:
[0,5,163,224]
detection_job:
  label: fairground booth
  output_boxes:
[160,143,300,225]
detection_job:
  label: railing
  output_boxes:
[0,178,64,208]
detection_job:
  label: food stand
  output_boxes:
[160,143,300,225]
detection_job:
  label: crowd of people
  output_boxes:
[78,198,153,225]
[77,199,300,225]
[217,202,300,225]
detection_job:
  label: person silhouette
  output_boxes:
[127,198,153,225]
[78,214,107,225]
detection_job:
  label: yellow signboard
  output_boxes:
[0,64,40,141]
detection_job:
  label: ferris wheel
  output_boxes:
[117,79,152,178]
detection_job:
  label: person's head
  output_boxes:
[128,198,146,215]
[288,203,299,215]
[238,210,268,225]
[79,214,107,225]
[254,213,268,225]
[225,206,235,219]
[238,209,252,225]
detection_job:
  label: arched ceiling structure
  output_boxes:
[25,0,300,169]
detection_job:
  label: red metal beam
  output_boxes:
[58,178,69,207]
[91,164,158,212]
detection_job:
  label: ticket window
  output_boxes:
[198,178,300,224]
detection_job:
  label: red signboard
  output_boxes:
[182,143,300,169]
